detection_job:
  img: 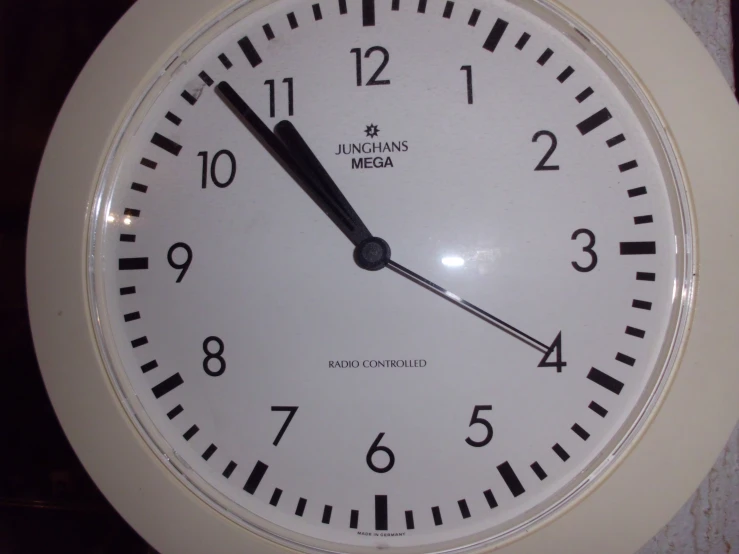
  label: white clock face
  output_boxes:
[91,0,690,552]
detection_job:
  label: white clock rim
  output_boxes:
[25,0,739,553]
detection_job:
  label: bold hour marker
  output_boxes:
[576,87,594,103]
[537,48,554,66]
[338,0,347,14]
[218,53,233,69]
[392,0,399,10]
[432,506,443,526]
[515,32,531,50]
[362,0,375,25]
[468,8,480,26]
[124,311,141,322]
[375,495,388,531]
[238,36,262,67]
[483,19,509,53]
[312,4,322,20]
[120,286,136,296]
[616,352,636,367]
[634,215,654,225]
[589,401,608,418]
[244,461,268,494]
[626,326,646,338]
[131,336,148,348]
[152,373,184,399]
[263,24,275,40]
[322,505,333,524]
[497,462,525,497]
[552,443,570,461]
[484,489,498,508]
[633,299,653,310]
[350,510,359,529]
[572,423,590,440]
[141,360,158,373]
[457,499,471,519]
[223,461,237,478]
[417,0,427,13]
[443,1,454,18]
[151,132,182,156]
[130,182,148,194]
[165,111,182,125]
[140,158,157,169]
[270,488,283,506]
[120,234,136,243]
[607,134,626,147]
[199,71,214,86]
[577,108,613,135]
[119,257,148,271]
[619,160,639,172]
[124,208,140,218]
[287,12,298,28]
[628,187,648,198]
[202,444,217,460]
[558,66,575,82]
[405,510,415,530]
[167,405,183,419]
[620,241,656,255]
[531,462,547,480]
[181,90,198,105]
[637,272,656,282]
[296,498,307,517]
[587,367,624,395]
[183,425,199,441]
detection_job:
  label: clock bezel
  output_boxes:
[27,0,739,553]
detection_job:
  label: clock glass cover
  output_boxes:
[89,0,691,552]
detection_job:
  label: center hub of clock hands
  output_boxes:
[216,81,559,361]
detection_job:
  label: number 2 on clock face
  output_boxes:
[97,0,687,551]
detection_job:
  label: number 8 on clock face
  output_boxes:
[30,0,739,552]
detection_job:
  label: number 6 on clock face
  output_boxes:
[26,0,739,553]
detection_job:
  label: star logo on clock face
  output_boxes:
[364,124,380,138]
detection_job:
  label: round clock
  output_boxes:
[26,0,739,553]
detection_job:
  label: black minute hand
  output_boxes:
[216,81,371,246]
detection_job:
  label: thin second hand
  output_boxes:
[386,260,548,352]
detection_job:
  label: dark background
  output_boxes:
[1,1,738,553]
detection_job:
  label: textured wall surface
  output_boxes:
[637,1,738,553]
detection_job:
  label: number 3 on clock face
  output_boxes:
[26,0,739,553]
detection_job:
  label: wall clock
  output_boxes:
[26,0,739,552]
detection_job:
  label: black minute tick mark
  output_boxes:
[218,53,232,69]
[443,1,454,18]
[140,360,158,373]
[484,489,498,508]
[263,24,275,40]
[468,8,480,26]
[537,48,554,65]
[576,87,594,103]
[238,36,262,67]
[223,461,237,478]
[287,12,299,29]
